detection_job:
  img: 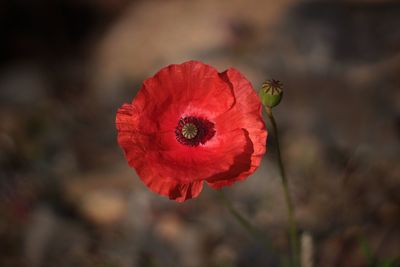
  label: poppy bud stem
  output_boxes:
[265,106,301,267]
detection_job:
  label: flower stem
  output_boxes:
[216,190,272,251]
[265,106,300,267]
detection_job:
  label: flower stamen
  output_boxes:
[175,116,215,146]
[182,123,198,139]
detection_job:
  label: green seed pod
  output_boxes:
[259,79,283,108]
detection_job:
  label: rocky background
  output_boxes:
[0,0,399,266]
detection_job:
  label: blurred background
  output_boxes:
[0,0,399,266]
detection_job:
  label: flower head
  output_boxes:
[116,61,267,202]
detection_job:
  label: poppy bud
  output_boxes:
[259,79,283,108]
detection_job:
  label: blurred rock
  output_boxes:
[154,214,185,243]
[80,189,127,226]
[63,167,135,227]
[25,205,90,267]
[25,206,57,267]
[212,244,236,267]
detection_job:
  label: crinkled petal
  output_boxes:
[133,61,235,134]
[144,177,204,203]
[117,104,202,201]
[207,68,267,187]
[206,129,253,188]
[144,129,249,182]
[116,103,251,201]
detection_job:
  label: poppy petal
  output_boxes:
[207,68,267,188]
[132,61,235,135]
[117,102,251,201]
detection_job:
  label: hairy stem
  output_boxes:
[265,106,300,267]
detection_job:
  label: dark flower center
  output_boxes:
[175,116,215,146]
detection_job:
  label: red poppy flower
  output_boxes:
[116,61,267,202]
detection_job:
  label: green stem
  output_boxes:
[216,190,272,251]
[265,106,301,267]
